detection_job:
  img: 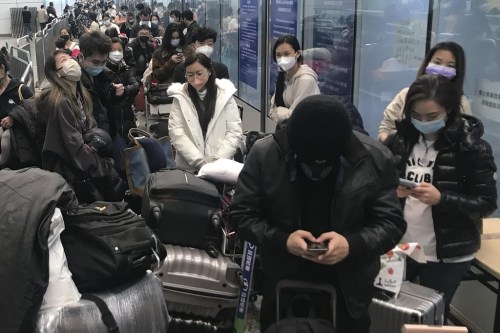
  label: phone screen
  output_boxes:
[399,178,418,189]
[307,242,328,253]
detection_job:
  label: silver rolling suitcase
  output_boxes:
[36,273,169,333]
[369,281,445,333]
[158,244,242,319]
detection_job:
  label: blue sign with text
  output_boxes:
[239,0,259,89]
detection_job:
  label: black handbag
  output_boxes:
[61,201,166,292]
[147,83,173,104]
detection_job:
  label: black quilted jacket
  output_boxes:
[386,115,498,259]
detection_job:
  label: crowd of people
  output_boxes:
[0,1,497,332]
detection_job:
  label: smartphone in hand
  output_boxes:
[399,178,418,189]
[306,241,328,253]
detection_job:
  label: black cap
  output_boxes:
[287,95,353,162]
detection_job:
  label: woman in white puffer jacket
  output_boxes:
[168,53,242,172]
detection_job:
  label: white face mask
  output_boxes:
[183,28,187,35]
[170,38,180,47]
[277,55,297,72]
[140,20,149,26]
[196,45,214,58]
[152,20,158,24]
[103,19,110,25]
[109,51,123,63]
[60,59,82,82]
[169,17,178,23]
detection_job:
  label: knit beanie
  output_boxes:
[287,95,353,162]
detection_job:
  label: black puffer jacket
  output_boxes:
[386,115,497,259]
[230,129,406,318]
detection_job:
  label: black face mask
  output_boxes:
[139,36,149,43]
[61,35,70,41]
[299,159,335,181]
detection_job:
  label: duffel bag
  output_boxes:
[61,201,166,292]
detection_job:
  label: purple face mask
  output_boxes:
[425,63,457,79]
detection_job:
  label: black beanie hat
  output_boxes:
[287,95,353,162]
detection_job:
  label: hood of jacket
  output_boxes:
[287,64,318,84]
[168,78,237,103]
[3,76,23,95]
[168,78,237,137]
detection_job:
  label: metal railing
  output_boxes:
[5,43,35,93]
[5,14,69,88]
[10,7,37,38]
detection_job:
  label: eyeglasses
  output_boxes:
[186,70,209,81]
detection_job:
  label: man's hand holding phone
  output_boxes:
[286,230,316,258]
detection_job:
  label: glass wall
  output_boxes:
[302,0,356,98]
[354,0,430,137]
[433,0,500,216]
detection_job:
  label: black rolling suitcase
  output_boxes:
[265,280,337,333]
[142,169,223,256]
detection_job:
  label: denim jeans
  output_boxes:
[23,23,32,37]
[406,257,472,320]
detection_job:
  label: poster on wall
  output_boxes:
[305,0,356,97]
[269,0,298,96]
[474,78,500,123]
[239,0,259,89]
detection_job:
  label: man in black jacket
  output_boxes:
[128,25,156,81]
[47,1,57,22]
[130,8,160,38]
[230,95,406,332]
[21,6,32,40]
[173,27,229,83]
[180,9,200,46]
[78,31,124,134]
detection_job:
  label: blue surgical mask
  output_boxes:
[85,65,104,76]
[411,117,446,134]
[425,63,457,79]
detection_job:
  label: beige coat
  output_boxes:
[269,64,320,122]
[37,8,48,24]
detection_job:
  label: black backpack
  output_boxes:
[61,201,166,292]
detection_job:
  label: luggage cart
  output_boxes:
[144,83,172,137]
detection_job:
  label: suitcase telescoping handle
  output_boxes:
[275,279,337,326]
[205,211,222,258]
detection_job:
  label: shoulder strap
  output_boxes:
[17,84,24,101]
[81,293,120,333]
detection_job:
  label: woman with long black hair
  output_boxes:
[269,35,320,124]
[385,74,497,320]
[167,53,242,171]
[151,23,184,84]
[37,49,125,203]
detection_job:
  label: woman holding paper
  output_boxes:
[168,53,242,172]
[385,74,497,319]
